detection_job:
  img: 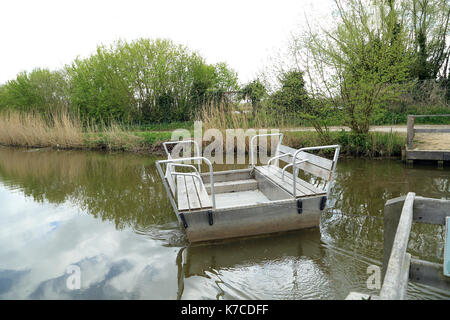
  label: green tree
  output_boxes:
[67,38,239,124]
[404,0,450,80]
[0,68,69,113]
[241,78,267,118]
[293,0,413,133]
[270,70,308,114]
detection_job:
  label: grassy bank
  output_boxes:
[284,131,404,158]
[0,111,172,152]
[0,111,405,158]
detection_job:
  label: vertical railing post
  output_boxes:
[383,196,406,280]
[380,192,415,300]
[407,115,415,149]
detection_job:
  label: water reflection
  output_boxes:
[0,148,176,233]
[0,147,449,299]
[325,159,450,265]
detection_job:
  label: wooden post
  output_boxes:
[349,195,450,300]
[407,115,415,149]
[380,192,415,300]
[383,195,407,280]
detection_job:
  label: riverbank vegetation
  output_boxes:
[0,0,449,158]
[0,110,172,151]
[0,109,404,158]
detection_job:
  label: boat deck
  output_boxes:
[215,190,271,209]
[155,137,341,242]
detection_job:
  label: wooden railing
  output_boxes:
[381,193,450,299]
[407,114,450,149]
[347,193,450,299]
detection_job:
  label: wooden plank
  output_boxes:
[204,179,258,194]
[185,175,201,210]
[445,217,450,277]
[257,166,326,198]
[414,128,450,133]
[380,192,415,300]
[412,197,450,225]
[295,151,333,170]
[399,253,411,300]
[201,168,252,184]
[278,144,297,155]
[406,150,445,160]
[277,151,332,180]
[383,195,407,280]
[412,114,450,118]
[266,165,326,195]
[176,175,190,212]
[278,145,333,170]
[192,174,212,209]
[410,258,450,291]
[277,145,333,179]
[384,195,450,279]
[256,166,309,197]
[293,161,331,180]
[407,115,415,149]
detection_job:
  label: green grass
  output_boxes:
[283,130,405,158]
[79,128,407,158]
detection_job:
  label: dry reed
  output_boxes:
[0,110,143,150]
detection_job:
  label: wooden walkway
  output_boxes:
[405,115,450,166]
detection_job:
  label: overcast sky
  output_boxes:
[0,0,332,84]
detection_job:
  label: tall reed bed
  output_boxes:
[198,100,289,131]
[197,101,287,153]
[198,102,404,158]
[0,111,85,148]
[0,110,144,151]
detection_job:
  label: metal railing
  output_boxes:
[163,140,201,172]
[252,134,340,198]
[155,156,216,213]
[250,133,284,167]
[291,145,340,197]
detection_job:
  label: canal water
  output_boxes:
[0,147,449,300]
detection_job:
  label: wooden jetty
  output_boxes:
[347,193,450,300]
[155,135,340,243]
[405,114,450,166]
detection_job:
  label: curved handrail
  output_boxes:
[280,159,308,180]
[163,140,201,172]
[250,133,283,167]
[267,153,293,167]
[156,156,216,209]
[291,145,340,197]
[169,163,201,177]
